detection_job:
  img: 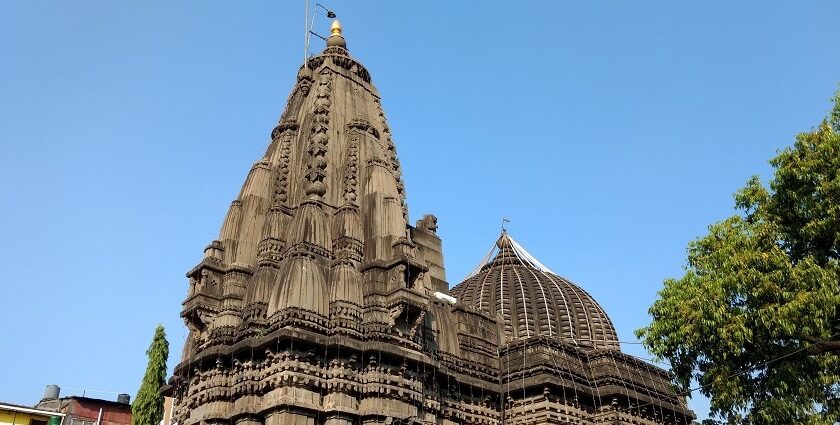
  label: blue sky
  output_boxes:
[1,1,839,420]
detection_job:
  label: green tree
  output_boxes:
[132,324,170,425]
[637,91,840,425]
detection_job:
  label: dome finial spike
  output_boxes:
[326,19,347,49]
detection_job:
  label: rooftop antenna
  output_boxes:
[304,1,336,59]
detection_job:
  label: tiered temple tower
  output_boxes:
[169,21,695,425]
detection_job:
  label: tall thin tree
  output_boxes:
[132,324,169,425]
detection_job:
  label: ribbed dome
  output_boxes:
[451,232,619,350]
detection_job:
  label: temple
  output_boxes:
[169,20,695,425]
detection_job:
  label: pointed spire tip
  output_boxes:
[326,19,347,49]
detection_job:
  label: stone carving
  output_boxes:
[272,126,295,205]
[343,134,359,204]
[203,240,224,262]
[195,269,217,293]
[348,118,380,140]
[270,120,299,142]
[303,69,333,199]
[374,98,406,197]
[416,214,438,234]
[297,66,314,96]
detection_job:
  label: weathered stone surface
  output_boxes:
[171,24,694,425]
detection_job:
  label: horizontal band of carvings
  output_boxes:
[304,50,372,85]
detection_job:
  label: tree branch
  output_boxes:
[802,335,840,355]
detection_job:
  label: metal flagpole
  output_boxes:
[304,0,309,62]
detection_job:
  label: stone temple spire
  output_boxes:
[179,18,420,336]
[173,21,444,424]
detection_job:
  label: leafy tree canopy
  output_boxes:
[638,90,840,424]
[132,324,169,425]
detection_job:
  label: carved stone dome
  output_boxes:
[450,232,620,350]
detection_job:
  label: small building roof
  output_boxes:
[64,396,131,408]
[0,402,65,417]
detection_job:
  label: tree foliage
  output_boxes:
[132,324,170,425]
[637,91,840,424]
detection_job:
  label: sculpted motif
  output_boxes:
[416,214,438,233]
[199,269,217,290]
[303,71,333,198]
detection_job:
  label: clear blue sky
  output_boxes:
[1,1,838,420]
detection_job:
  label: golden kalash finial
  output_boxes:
[326,19,347,48]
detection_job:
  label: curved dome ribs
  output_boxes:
[521,264,555,337]
[510,264,529,337]
[451,231,620,350]
[543,272,576,339]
